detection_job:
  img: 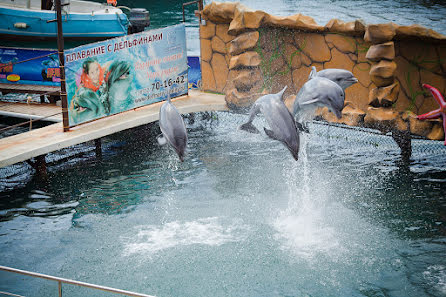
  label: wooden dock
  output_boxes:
[0,83,60,95]
[0,90,228,168]
[0,102,62,122]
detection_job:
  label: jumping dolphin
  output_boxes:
[239,86,300,161]
[293,76,345,123]
[309,66,358,90]
[158,92,188,162]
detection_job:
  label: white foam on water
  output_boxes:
[423,265,446,295]
[122,217,250,257]
[273,207,341,260]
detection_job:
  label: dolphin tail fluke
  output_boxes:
[157,134,168,145]
[308,66,317,80]
[264,128,279,140]
[239,122,260,134]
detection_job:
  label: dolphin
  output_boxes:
[293,76,345,123]
[158,92,188,162]
[69,87,106,124]
[239,86,300,161]
[308,66,358,90]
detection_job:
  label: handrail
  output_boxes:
[182,0,203,22]
[0,291,25,297]
[0,265,156,297]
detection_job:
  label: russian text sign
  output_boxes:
[64,24,188,126]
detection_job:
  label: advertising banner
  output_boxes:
[64,23,188,126]
[0,47,60,86]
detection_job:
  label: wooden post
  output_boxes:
[26,155,48,181]
[35,154,48,181]
[95,138,102,159]
[54,0,70,132]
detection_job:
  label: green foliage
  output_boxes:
[255,28,306,92]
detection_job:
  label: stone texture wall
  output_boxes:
[200,2,446,141]
[200,21,234,94]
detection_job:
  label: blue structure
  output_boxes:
[187,56,201,89]
[1,47,202,90]
[0,0,129,40]
[0,46,59,86]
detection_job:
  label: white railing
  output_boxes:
[0,265,156,297]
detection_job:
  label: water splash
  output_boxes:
[423,265,446,295]
[273,134,342,261]
[122,217,250,257]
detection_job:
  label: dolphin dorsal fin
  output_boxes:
[278,86,287,101]
[308,66,317,80]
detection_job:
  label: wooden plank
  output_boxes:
[0,102,62,122]
[0,90,228,168]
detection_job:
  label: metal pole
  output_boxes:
[54,0,70,132]
[0,266,156,297]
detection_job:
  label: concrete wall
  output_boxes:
[199,2,446,141]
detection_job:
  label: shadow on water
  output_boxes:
[310,122,446,241]
[0,123,163,221]
[0,113,219,223]
[351,158,446,239]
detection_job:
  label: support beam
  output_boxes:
[95,138,102,159]
[392,129,412,163]
[26,154,48,181]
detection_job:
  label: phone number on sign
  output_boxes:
[152,75,186,91]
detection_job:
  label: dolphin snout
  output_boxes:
[286,144,300,161]
[334,108,343,119]
[176,149,185,162]
[177,153,185,162]
[291,151,299,161]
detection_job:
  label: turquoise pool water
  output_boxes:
[1,0,446,296]
[1,113,445,296]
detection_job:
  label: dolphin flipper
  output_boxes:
[240,102,261,133]
[264,127,279,140]
[157,134,167,145]
[240,122,260,134]
[296,122,310,133]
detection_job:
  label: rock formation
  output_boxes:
[199,2,446,142]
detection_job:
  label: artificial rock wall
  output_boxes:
[199,2,446,141]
